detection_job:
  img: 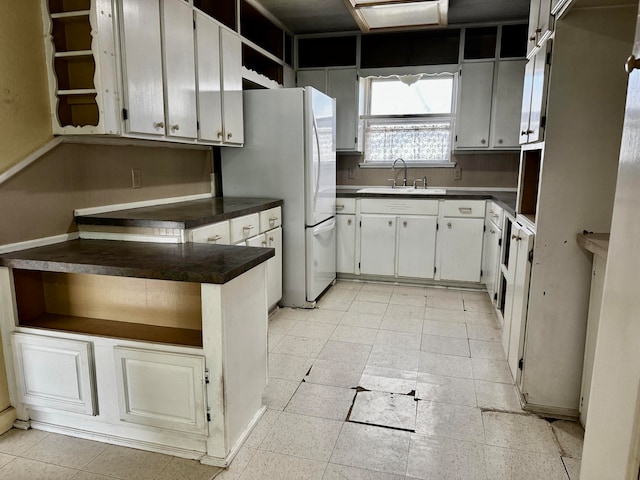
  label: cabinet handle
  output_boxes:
[347,219,352,225]
[153,121,164,130]
[243,225,254,232]
[207,235,222,243]
[336,205,345,210]
[625,55,640,74]
[459,207,473,214]
[269,216,278,225]
[403,221,408,227]
[227,132,233,139]
[512,234,522,241]
[171,124,180,132]
[262,240,268,247]
[529,35,536,42]
[217,131,223,138]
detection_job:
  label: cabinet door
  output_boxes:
[397,215,437,279]
[266,227,283,308]
[297,70,327,93]
[520,46,549,144]
[360,214,396,276]
[508,226,534,382]
[11,333,96,415]
[482,221,502,300]
[328,68,359,151]
[220,29,243,145]
[438,218,484,282]
[120,0,165,135]
[490,60,526,148]
[113,346,207,435]
[162,0,198,139]
[456,62,494,148]
[336,214,356,274]
[195,12,223,142]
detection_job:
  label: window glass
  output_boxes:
[370,77,453,115]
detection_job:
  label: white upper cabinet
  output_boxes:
[490,60,527,149]
[520,44,551,144]
[220,28,244,145]
[120,0,166,136]
[455,61,494,149]
[161,0,198,139]
[328,69,360,151]
[297,70,326,94]
[195,12,223,142]
[527,0,553,56]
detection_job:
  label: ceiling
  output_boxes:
[255,0,531,34]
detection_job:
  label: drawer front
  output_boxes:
[230,213,260,243]
[189,221,230,245]
[487,202,504,226]
[443,200,485,218]
[359,198,439,215]
[335,198,356,215]
[259,207,282,233]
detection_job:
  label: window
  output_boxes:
[362,74,456,166]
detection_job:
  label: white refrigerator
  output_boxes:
[221,87,337,308]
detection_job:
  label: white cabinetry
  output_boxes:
[519,44,551,144]
[296,68,361,151]
[456,60,526,150]
[336,198,356,274]
[437,201,485,283]
[359,198,439,279]
[482,202,503,303]
[11,333,96,416]
[501,219,534,382]
[219,29,244,145]
[526,0,552,56]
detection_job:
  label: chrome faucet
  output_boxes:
[392,158,407,187]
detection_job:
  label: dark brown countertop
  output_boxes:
[336,188,517,216]
[0,239,274,284]
[75,197,284,230]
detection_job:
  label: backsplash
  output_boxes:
[337,152,519,189]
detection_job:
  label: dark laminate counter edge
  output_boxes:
[0,239,275,284]
[75,197,284,230]
[336,189,517,217]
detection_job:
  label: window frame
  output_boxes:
[359,70,458,168]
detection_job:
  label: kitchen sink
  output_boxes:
[357,187,447,195]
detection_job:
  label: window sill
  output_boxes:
[358,162,456,169]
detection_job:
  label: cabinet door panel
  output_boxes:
[162,0,198,139]
[328,68,358,151]
[220,29,243,145]
[483,221,502,300]
[12,333,96,415]
[456,62,494,148]
[519,58,535,144]
[527,46,549,144]
[336,214,356,274]
[397,216,437,279]
[114,346,207,434]
[195,12,223,142]
[360,215,396,276]
[120,0,165,135]
[439,218,484,282]
[266,227,283,308]
[491,60,526,148]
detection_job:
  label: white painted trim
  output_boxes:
[60,135,214,150]
[0,138,62,187]
[78,231,181,243]
[29,421,206,460]
[74,192,213,216]
[0,232,79,254]
[0,407,16,435]
[337,185,517,192]
[242,66,281,90]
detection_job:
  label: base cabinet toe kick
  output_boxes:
[0,240,272,467]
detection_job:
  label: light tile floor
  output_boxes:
[0,280,584,480]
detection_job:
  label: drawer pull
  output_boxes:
[243,225,255,231]
[269,236,274,243]
[269,216,279,226]
[458,207,473,214]
[336,205,345,210]
[207,235,222,243]
[262,241,268,247]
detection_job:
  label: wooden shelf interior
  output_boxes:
[51,14,92,52]
[240,0,283,59]
[519,149,542,223]
[242,44,283,84]
[194,0,237,31]
[13,270,203,347]
[57,93,99,127]
[49,0,90,14]
[54,55,95,90]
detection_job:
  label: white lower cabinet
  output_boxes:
[11,333,97,416]
[438,218,485,282]
[113,346,207,435]
[336,214,356,274]
[265,227,283,308]
[360,214,396,276]
[397,216,438,279]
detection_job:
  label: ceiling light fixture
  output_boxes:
[343,0,449,32]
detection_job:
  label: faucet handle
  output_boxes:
[387,178,396,188]
[423,176,428,189]
[413,178,426,189]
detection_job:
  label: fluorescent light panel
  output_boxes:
[345,0,449,31]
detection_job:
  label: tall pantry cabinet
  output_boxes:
[509,1,635,417]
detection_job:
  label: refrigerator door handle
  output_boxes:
[312,113,322,208]
[313,218,335,235]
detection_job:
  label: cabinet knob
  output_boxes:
[481,139,486,144]
[217,131,223,138]
[347,219,352,225]
[269,236,274,243]
[529,35,537,42]
[497,139,503,144]
[447,222,452,228]
[403,221,408,227]
[511,234,522,241]
[521,129,534,135]
[171,124,180,132]
[625,55,640,74]
[153,121,164,130]
[262,241,268,247]
[388,220,393,226]
[227,132,233,139]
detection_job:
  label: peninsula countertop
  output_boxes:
[75,197,284,230]
[0,239,275,284]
